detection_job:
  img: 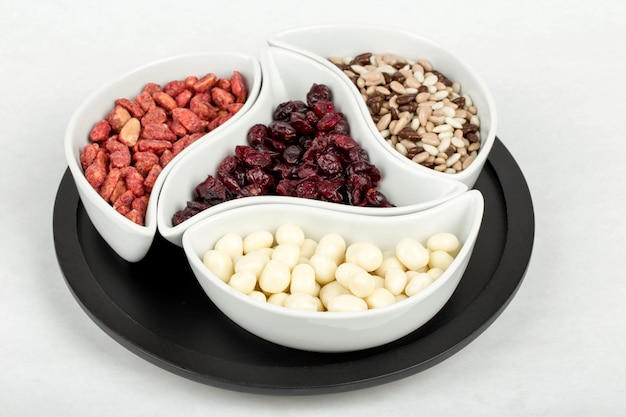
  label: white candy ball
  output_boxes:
[395,238,429,270]
[202,250,233,282]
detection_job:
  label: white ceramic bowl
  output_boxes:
[183,189,484,352]
[268,24,497,188]
[157,47,467,247]
[64,52,262,262]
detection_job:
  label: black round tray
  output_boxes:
[53,137,534,395]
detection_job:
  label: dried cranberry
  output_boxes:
[296,163,318,179]
[262,138,287,153]
[289,112,315,135]
[217,171,242,192]
[272,101,296,121]
[348,147,370,162]
[217,154,239,173]
[245,167,274,190]
[317,112,342,131]
[268,120,297,141]
[306,83,332,107]
[172,200,212,226]
[271,162,296,179]
[305,110,319,126]
[282,144,302,164]
[295,179,319,199]
[332,117,350,135]
[364,189,394,207]
[195,175,229,202]
[276,179,297,196]
[236,145,273,168]
[319,178,345,203]
[237,184,264,197]
[331,134,359,151]
[247,124,269,147]
[312,100,336,117]
[316,151,343,176]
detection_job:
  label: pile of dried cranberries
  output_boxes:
[172,83,394,226]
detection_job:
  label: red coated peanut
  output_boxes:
[193,73,217,92]
[230,71,247,103]
[142,123,177,141]
[172,108,205,133]
[115,98,145,118]
[141,107,167,125]
[136,91,156,112]
[211,87,234,110]
[152,91,177,112]
[99,168,121,201]
[106,106,132,131]
[175,89,193,108]
[80,70,249,225]
[89,120,111,142]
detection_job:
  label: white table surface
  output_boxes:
[2,0,625,415]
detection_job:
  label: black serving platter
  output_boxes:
[53,137,534,395]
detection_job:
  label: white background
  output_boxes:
[2,0,625,415]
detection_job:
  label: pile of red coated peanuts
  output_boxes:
[80,71,248,225]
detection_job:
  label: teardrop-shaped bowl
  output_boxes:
[268,24,497,188]
[182,189,484,352]
[64,52,262,262]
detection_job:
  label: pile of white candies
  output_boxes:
[202,224,461,312]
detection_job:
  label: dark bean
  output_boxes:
[462,122,479,135]
[352,53,372,66]
[396,93,417,105]
[398,103,417,113]
[451,96,466,108]
[392,71,406,84]
[398,127,420,140]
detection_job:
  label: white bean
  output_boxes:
[202,250,233,282]
[214,232,243,260]
[271,243,300,269]
[259,259,291,293]
[405,273,433,296]
[284,293,322,312]
[427,267,444,281]
[348,269,376,298]
[335,262,366,288]
[374,251,407,277]
[248,291,267,303]
[327,294,368,312]
[275,223,305,246]
[290,263,317,296]
[429,250,455,271]
[243,230,274,254]
[395,238,429,270]
[373,274,385,289]
[309,254,337,285]
[315,233,346,265]
[234,252,269,277]
[319,281,350,308]
[345,242,383,272]
[299,238,318,259]
[426,232,460,254]
[228,270,257,294]
[384,267,408,296]
[267,292,289,307]
[365,288,396,309]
